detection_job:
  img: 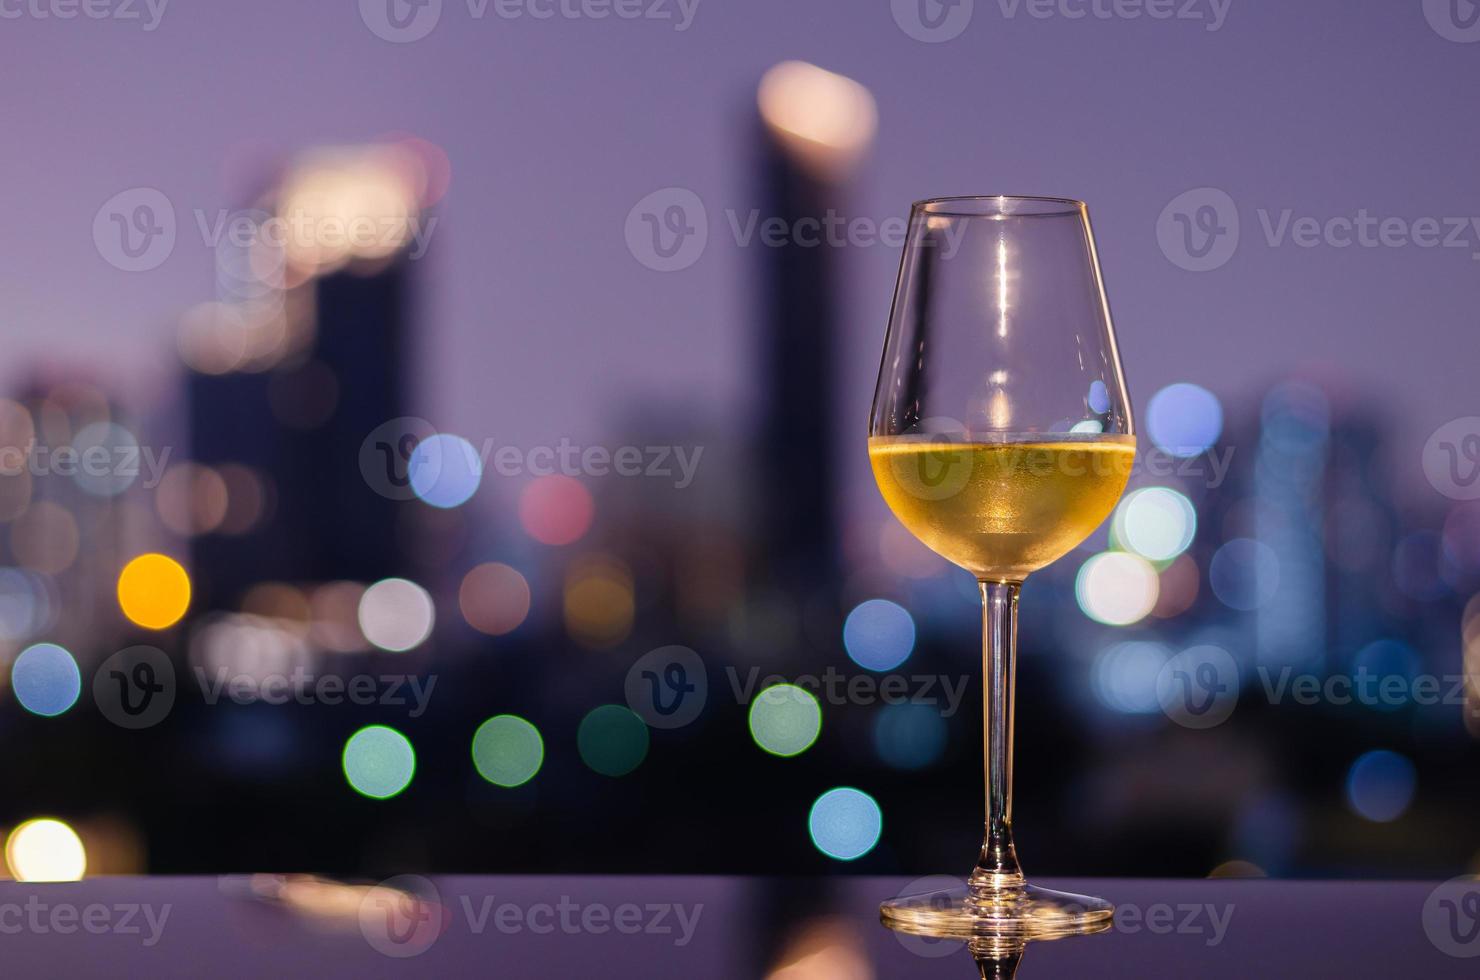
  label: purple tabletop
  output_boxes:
[0,875,1473,978]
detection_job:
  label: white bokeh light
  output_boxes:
[6,819,86,882]
[357,578,435,652]
[1116,487,1197,562]
[1076,552,1160,626]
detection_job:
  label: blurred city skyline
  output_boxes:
[5,0,1479,510]
[0,0,1478,887]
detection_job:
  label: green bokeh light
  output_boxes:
[747,683,822,757]
[342,725,416,800]
[576,705,649,777]
[472,715,545,787]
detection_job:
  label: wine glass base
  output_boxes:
[881,881,1113,942]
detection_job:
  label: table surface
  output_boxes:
[0,875,1475,978]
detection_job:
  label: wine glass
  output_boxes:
[869,195,1134,940]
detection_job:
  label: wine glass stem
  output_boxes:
[973,580,1023,892]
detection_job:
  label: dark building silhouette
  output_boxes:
[190,257,414,609]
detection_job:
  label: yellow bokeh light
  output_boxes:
[6,818,86,882]
[117,553,192,630]
[563,555,634,649]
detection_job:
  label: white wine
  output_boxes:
[869,435,1135,580]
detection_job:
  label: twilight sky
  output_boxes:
[4,0,1479,504]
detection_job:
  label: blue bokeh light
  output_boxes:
[1352,639,1421,712]
[1091,641,1171,714]
[72,422,141,497]
[1209,538,1280,611]
[808,787,883,861]
[1147,383,1223,458]
[1088,379,1111,415]
[11,643,81,717]
[872,702,947,769]
[408,433,483,509]
[843,599,916,672]
[1344,750,1416,823]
